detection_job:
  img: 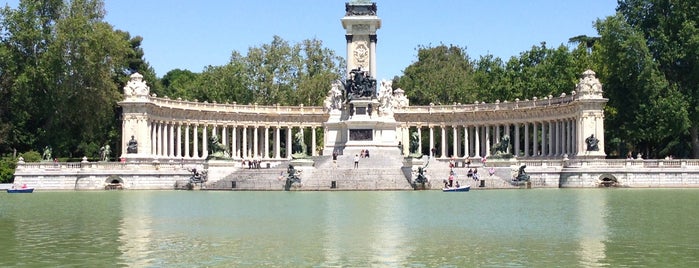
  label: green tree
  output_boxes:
[160,68,200,100]
[615,0,699,157]
[0,0,63,155]
[395,44,475,105]
[594,14,689,158]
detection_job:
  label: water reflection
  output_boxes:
[118,192,153,266]
[576,189,609,266]
[2,189,698,267]
[369,193,411,266]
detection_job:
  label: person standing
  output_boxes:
[354,154,359,169]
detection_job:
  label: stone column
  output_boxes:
[202,125,208,159]
[494,124,501,145]
[193,124,199,158]
[540,122,546,157]
[514,123,520,156]
[474,125,481,157]
[532,122,538,157]
[506,124,512,154]
[557,120,562,156]
[222,125,228,153]
[417,127,423,155]
[370,34,378,78]
[275,126,281,159]
[286,126,293,159]
[524,123,530,157]
[150,122,156,156]
[168,123,175,158]
[159,122,165,156]
[265,126,270,159]
[548,121,554,157]
[242,126,248,159]
[176,123,182,158]
[463,125,470,158]
[345,35,353,77]
[311,126,317,157]
[231,126,238,158]
[452,125,458,158]
[429,126,435,157]
[485,125,491,157]
[185,123,190,158]
[253,125,259,158]
[440,125,447,158]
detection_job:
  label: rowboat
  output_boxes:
[442,185,470,192]
[7,188,34,193]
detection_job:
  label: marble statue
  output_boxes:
[377,79,394,116]
[323,80,344,113]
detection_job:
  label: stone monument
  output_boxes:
[575,70,607,159]
[324,1,399,156]
[119,72,152,161]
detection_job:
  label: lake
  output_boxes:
[1,189,698,267]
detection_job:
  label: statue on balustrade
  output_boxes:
[100,145,111,162]
[42,146,52,161]
[126,136,138,154]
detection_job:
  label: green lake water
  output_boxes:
[1,189,698,267]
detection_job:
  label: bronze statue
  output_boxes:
[284,164,302,191]
[515,165,530,182]
[409,132,419,154]
[345,67,376,100]
[491,135,511,155]
[586,134,599,151]
[127,135,138,154]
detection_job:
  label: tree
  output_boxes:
[594,13,689,158]
[615,0,699,157]
[395,44,476,105]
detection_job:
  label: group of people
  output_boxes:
[446,169,461,188]
[359,149,370,158]
[242,155,263,169]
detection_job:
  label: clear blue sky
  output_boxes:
[4,0,618,79]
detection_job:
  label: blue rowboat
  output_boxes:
[442,185,470,192]
[7,188,34,193]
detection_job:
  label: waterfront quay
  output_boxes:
[12,156,699,191]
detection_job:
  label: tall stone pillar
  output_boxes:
[193,124,199,159]
[341,1,381,77]
[311,126,317,156]
[463,125,469,158]
[265,126,270,159]
[185,123,190,158]
[575,70,607,158]
[275,126,281,159]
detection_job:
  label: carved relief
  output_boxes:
[354,43,369,63]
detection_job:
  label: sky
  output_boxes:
[4,0,618,80]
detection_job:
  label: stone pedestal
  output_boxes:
[324,98,398,156]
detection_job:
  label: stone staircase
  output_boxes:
[205,147,415,190]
